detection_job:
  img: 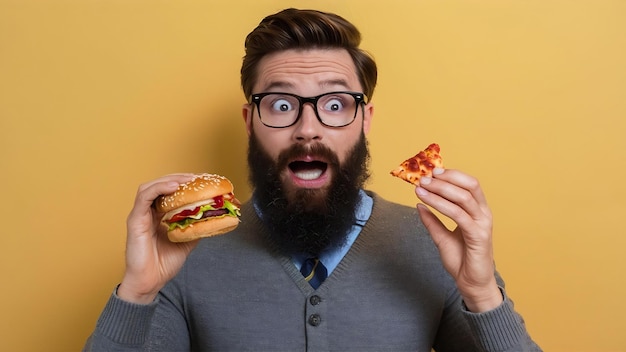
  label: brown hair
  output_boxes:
[241,8,378,100]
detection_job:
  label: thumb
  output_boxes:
[416,203,449,248]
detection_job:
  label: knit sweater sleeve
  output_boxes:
[434,276,542,352]
[82,288,157,351]
[83,284,190,352]
[461,288,541,351]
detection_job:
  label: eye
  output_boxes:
[271,98,294,112]
[322,98,345,112]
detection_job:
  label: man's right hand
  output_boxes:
[117,174,198,304]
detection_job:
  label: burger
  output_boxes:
[154,173,241,242]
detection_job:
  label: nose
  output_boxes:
[293,103,322,142]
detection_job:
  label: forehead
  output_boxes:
[253,48,361,93]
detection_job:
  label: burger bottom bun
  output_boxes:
[166,216,240,242]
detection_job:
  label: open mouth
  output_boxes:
[288,160,328,180]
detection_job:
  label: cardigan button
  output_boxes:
[309,295,322,306]
[308,314,322,326]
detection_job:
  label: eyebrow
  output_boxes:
[261,79,351,92]
[263,81,294,91]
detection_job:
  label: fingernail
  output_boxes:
[416,186,429,197]
[433,167,445,175]
[420,176,432,185]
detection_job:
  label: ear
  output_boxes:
[362,102,374,135]
[242,103,253,137]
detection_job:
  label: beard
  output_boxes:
[247,131,370,257]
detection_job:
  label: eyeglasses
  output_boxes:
[250,91,367,128]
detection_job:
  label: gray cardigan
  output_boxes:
[85,192,541,351]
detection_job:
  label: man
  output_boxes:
[84,8,541,351]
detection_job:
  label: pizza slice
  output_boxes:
[390,143,444,185]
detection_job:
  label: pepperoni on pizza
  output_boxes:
[390,143,444,185]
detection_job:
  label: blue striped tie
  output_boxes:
[300,258,327,289]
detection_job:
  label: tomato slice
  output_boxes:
[213,195,224,208]
[168,206,201,223]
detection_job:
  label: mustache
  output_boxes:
[276,143,340,170]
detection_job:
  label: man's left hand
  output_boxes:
[415,168,503,312]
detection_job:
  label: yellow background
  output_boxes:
[1,1,625,351]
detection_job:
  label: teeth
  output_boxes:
[295,169,323,180]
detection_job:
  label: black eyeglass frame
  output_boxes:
[249,91,368,128]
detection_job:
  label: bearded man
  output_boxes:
[84,8,541,352]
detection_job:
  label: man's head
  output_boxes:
[241,8,377,100]
[241,9,378,256]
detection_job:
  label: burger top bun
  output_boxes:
[155,173,235,213]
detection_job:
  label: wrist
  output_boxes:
[461,282,503,313]
[117,281,159,305]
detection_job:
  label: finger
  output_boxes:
[416,203,449,243]
[431,169,489,209]
[415,186,474,229]
[132,174,195,215]
[137,173,196,193]
[417,204,463,264]
[417,178,484,226]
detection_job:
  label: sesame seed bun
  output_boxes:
[155,174,234,213]
[166,215,240,242]
[154,173,240,242]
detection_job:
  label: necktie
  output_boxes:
[300,258,327,289]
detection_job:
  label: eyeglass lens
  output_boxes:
[257,92,359,128]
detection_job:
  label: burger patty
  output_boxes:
[200,208,229,219]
